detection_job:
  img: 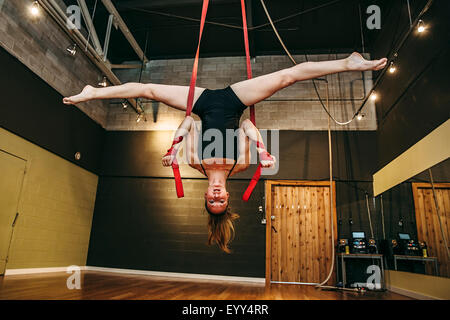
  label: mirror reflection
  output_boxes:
[378,158,450,278]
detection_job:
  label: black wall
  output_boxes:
[87,177,265,277]
[99,130,378,181]
[0,46,105,174]
[87,130,380,276]
[370,0,450,170]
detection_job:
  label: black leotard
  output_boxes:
[192,86,247,177]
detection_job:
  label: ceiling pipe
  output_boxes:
[37,0,141,114]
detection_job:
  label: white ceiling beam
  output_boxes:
[77,0,103,56]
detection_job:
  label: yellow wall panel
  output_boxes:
[0,128,98,269]
[373,119,450,196]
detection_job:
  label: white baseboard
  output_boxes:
[4,266,87,276]
[4,266,265,284]
[388,285,439,300]
[85,266,265,284]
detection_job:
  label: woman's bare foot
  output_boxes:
[63,85,96,105]
[346,52,387,72]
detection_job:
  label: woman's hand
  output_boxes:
[162,154,175,167]
[259,150,276,168]
[261,154,276,168]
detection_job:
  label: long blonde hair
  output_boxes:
[206,205,240,253]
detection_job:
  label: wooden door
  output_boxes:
[412,183,450,277]
[266,181,337,285]
[0,150,26,275]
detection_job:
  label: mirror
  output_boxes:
[376,158,450,278]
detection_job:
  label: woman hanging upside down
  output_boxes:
[64,52,387,253]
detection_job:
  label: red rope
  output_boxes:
[241,0,261,202]
[186,0,210,116]
[240,0,255,124]
[171,0,210,198]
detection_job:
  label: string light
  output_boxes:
[417,20,426,33]
[30,1,40,16]
[388,61,397,74]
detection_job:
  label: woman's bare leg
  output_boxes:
[230,52,387,106]
[63,82,205,112]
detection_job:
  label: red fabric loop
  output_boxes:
[256,141,266,150]
[165,136,184,157]
[259,150,273,162]
[242,164,262,202]
[172,158,184,198]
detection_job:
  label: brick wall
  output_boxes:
[108,54,377,131]
[0,0,109,127]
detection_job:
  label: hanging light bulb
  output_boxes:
[66,44,77,56]
[357,113,365,121]
[417,20,426,33]
[370,92,378,101]
[388,61,397,74]
[98,76,108,87]
[30,1,40,16]
[122,100,128,109]
[136,113,143,123]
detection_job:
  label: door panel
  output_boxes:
[0,150,26,275]
[267,181,336,285]
[413,183,450,277]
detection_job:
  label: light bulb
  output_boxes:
[370,92,377,101]
[388,61,396,74]
[30,1,40,16]
[122,100,128,109]
[98,77,108,87]
[417,20,425,33]
[136,114,143,123]
[357,113,364,121]
[66,44,77,56]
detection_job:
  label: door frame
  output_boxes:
[265,180,337,285]
[0,149,27,275]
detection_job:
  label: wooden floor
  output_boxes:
[0,271,412,300]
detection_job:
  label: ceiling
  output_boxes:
[63,0,397,63]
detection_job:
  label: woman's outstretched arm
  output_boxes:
[239,119,276,168]
[162,116,195,167]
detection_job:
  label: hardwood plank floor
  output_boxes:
[0,271,412,300]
